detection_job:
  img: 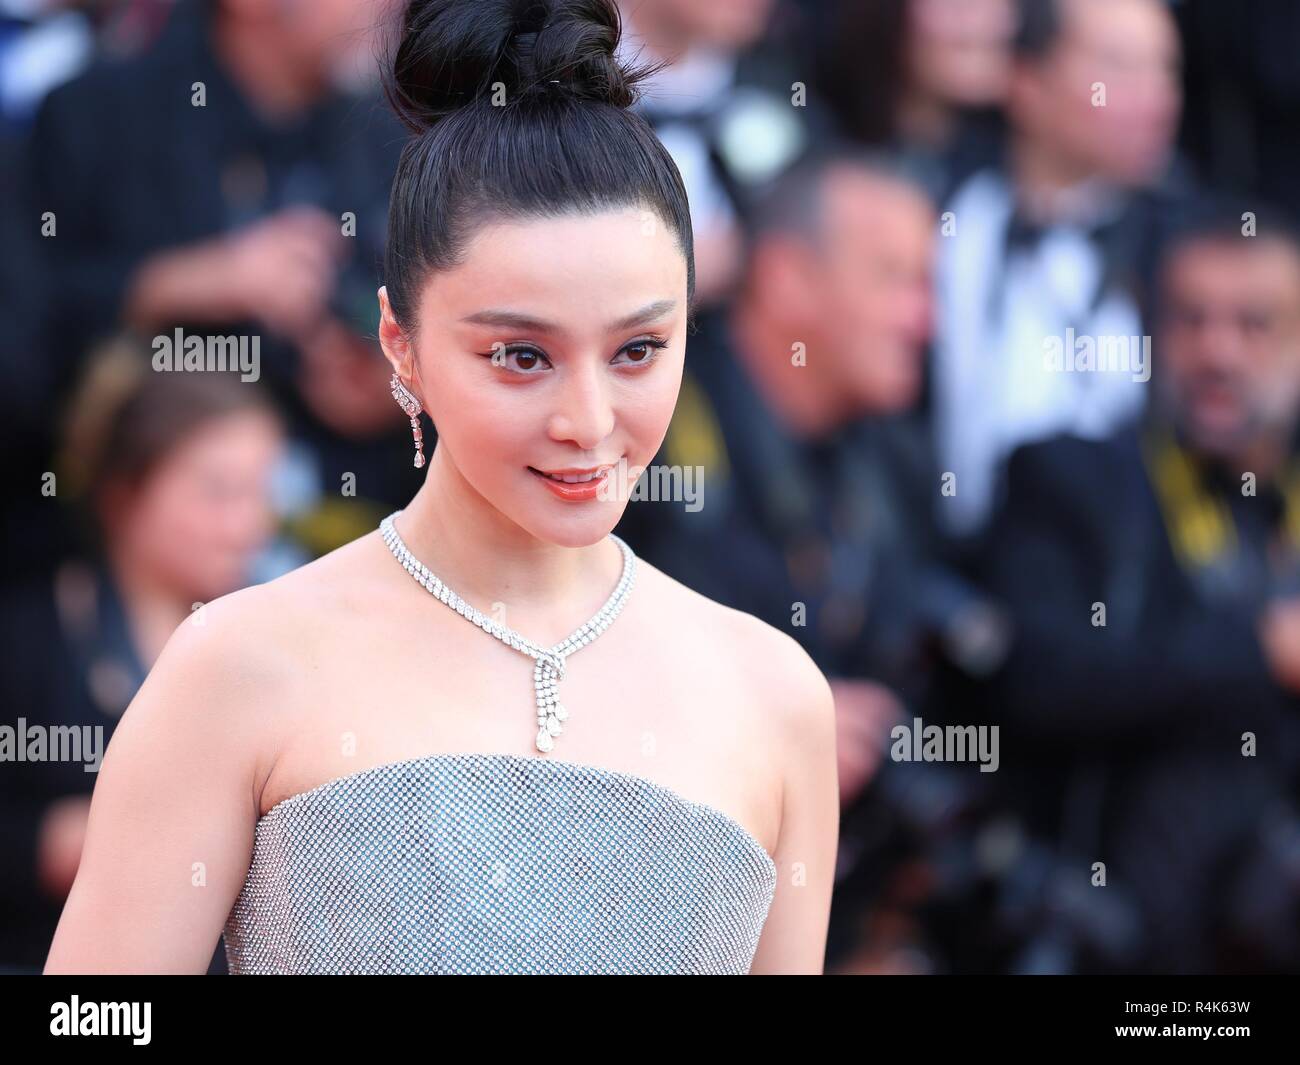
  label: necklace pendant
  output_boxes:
[381,511,636,757]
[534,660,564,751]
[534,700,563,753]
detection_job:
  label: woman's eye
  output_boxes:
[487,339,665,372]
[490,345,551,373]
[612,339,666,365]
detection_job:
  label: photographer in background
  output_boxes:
[26,0,413,557]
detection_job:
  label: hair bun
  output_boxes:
[384,0,652,133]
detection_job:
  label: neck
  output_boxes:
[896,89,954,149]
[729,298,845,440]
[1169,412,1293,483]
[393,442,627,647]
[212,15,319,121]
[1233,430,1291,483]
[1009,133,1107,223]
[105,544,194,668]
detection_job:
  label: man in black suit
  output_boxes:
[976,208,1300,973]
[930,0,1190,540]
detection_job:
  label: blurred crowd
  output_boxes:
[3,0,1300,975]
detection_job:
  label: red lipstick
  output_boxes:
[527,462,617,502]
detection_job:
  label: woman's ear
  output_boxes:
[377,286,413,378]
[378,286,430,411]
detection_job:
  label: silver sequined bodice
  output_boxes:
[222,752,777,974]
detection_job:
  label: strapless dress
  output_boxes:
[222,751,777,974]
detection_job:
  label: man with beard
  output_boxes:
[973,206,1300,973]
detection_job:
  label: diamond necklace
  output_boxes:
[379,511,638,753]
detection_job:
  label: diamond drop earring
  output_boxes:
[390,373,425,468]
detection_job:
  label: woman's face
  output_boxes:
[386,207,689,548]
[907,0,1014,109]
[108,409,283,603]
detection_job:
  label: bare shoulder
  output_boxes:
[120,531,391,790]
[158,530,380,677]
[633,558,834,731]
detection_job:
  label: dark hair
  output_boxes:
[57,334,279,514]
[1136,198,1300,405]
[379,0,695,333]
[747,146,936,249]
[1160,198,1300,261]
[809,0,909,146]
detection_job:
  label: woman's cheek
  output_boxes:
[458,395,537,474]
[628,371,683,458]
[435,372,510,440]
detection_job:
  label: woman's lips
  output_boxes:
[527,462,617,501]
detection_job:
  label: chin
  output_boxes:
[1184,419,1246,459]
[884,381,922,413]
[527,509,625,549]
[1108,149,1172,189]
[511,484,629,548]
[857,376,920,416]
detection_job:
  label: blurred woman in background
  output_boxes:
[811,0,1014,202]
[0,336,283,972]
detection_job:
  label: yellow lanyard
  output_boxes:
[1142,425,1300,571]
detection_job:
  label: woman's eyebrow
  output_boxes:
[609,298,677,331]
[460,299,676,333]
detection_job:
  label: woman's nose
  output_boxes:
[547,365,616,451]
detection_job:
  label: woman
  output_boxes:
[1,338,282,973]
[45,0,837,975]
[811,0,1012,203]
